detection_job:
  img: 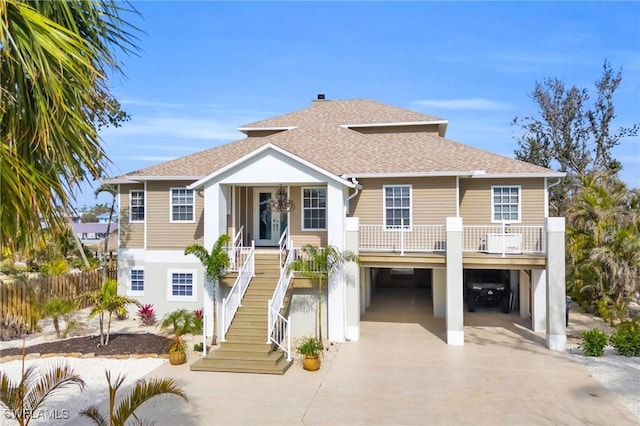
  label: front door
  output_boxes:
[254,188,288,246]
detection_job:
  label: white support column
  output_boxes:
[344,217,360,341]
[446,217,464,345]
[203,182,228,339]
[360,267,367,315]
[432,268,446,318]
[532,269,546,332]
[327,182,346,343]
[519,270,531,320]
[509,270,519,311]
[546,217,567,351]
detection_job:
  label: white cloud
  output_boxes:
[100,115,241,141]
[414,98,512,111]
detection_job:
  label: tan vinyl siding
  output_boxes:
[289,185,327,247]
[119,184,144,248]
[350,177,457,225]
[146,181,204,249]
[351,124,441,135]
[459,178,545,225]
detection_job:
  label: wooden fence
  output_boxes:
[0,267,117,333]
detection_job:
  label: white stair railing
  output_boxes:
[221,241,255,342]
[267,247,294,360]
[278,225,289,269]
[228,226,245,270]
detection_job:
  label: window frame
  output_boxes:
[128,267,144,296]
[301,187,327,231]
[491,185,522,224]
[166,269,197,302]
[130,190,145,223]
[383,184,412,231]
[169,187,195,223]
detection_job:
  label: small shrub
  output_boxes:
[160,308,198,336]
[193,342,203,352]
[116,307,129,320]
[137,304,156,326]
[193,309,203,334]
[579,328,609,357]
[609,321,640,357]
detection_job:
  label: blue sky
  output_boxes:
[84,1,640,209]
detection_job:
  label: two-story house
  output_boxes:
[106,97,567,373]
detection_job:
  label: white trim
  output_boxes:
[143,181,148,249]
[341,120,448,128]
[167,268,198,302]
[129,189,145,223]
[145,249,201,264]
[169,187,196,223]
[490,185,522,224]
[127,267,145,297]
[301,186,328,231]
[118,247,145,261]
[472,172,566,179]
[188,143,355,190]
[382,184,412,230]
[237,126,297,132]
[344,171,476,179]
[455,176,460,217]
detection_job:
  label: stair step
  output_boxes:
[190,356,292,375]
[223,334,268,344]
[219,342,272,352]
[208,349,283,362]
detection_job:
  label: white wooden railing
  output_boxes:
[463,224,545,255]
[278,225,289,269]
[359,224,447,254]
[228,226,245,270]
[221,241,255,342]
[267,247,293,360]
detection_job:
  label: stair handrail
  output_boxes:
[221,240,255,342]
[228,226,245,270]
[267,247,294,360]
[278,225,289,269]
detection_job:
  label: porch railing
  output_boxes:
[221,241,255,342]
[463,224,545,255]
[359,224,447,254]
[228,226,245,270]
[278,225,289,269]
[267,247,294,360]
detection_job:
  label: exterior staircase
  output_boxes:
[190,250,293,374]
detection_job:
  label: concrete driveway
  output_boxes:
[135,288,638,425]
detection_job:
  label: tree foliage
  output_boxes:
[0,0,137,255]
[513,61,638,215]
[514,62,639,318]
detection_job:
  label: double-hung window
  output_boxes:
[302,187,327,230]
[130,190,145,222]
[492,186,521,223]
[167,269,197,302]
[170,188,194,222]
[129,268,144,295]
[384,185,411,229]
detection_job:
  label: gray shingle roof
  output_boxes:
[111,99,557,181]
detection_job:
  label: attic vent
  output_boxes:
[317,94,325,100]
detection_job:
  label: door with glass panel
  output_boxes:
[253,188,287,246]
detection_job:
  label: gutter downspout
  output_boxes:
[344,177,360,341]
[346,178,360,215]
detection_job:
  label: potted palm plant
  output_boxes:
[166,333,188,365]
[296,336,323,371]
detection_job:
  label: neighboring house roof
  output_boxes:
[72,223,118,234]
[108,98,563,183]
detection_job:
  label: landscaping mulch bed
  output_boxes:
[1,333,171,357]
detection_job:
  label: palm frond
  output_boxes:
[24,362,85,414]
[112,377,188,425]
[79,406,109,426]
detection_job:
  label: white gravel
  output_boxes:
[0,357,166,426]
[568,347,640,421]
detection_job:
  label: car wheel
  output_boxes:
[501,294,510,314]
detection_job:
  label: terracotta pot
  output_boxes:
[169,351,186,365]
[302,355,321,371]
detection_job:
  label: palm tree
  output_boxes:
[287,244,359,346]
[0,0,138,255]
[0,344,85,426]
[95,184,118,281]
[83,278,139,346]
[42,298,77,338]
[80,370,187,426]
[184,234,231,345]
